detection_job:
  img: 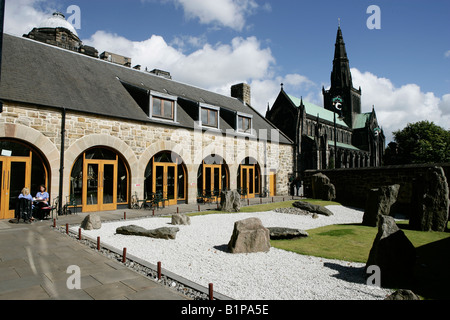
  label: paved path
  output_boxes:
[0,196,299,300]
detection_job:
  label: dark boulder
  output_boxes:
[267,227,309,240]
[220,190,241,212]
[385,289,421,300]
[366,215,416,288]
[116,225,179,240]
[293,201,334,216]
[362,184,400,227]
[410,166,449,232]
[311,173,336,201]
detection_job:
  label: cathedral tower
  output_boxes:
[323,26,362,128]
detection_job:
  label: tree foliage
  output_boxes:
[384,121,450,165]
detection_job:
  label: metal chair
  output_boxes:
[40,197,58,220]
[16,198,33,223]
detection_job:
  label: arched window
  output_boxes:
[237,157,261,199]
[70,147,129,213]
[144,151,187,206]
[197,155,229,202]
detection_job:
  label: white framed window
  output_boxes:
[149,91,177,122]
[199,104,220,129]
[236,112,253,134]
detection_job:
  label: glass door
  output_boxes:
[240,165,256,198]
[83,159,117,212]
[203,164,222,201]
[153,163,178,206]
[0,157,31,220]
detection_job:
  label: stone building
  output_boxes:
[266,26,385,176]
[0,22,293,219]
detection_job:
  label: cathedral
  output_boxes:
[266,26,385,176]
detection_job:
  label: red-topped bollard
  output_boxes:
[97,236,100,251]
[209,283,214,300]
[157,261,162,280]
[122,248,127,263]
[78,228,82,240]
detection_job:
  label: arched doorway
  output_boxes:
[144,151,187,206]
[70,147,129,213]
[237,157,261,199]
[197,155,229,201]
[0,139,49,220]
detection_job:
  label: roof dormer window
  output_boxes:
[150,92,177,122]
[237,113,253,134]
[199,104,220,129]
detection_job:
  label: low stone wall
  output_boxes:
[303,163,450,215]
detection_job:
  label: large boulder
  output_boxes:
[80,214,102,230]
[171,214,191,226]
[311,173,336,201]
[116,225,179,240]
[220,190,241,212]
[267,227,309,240]
[366,215,416,288]
[293,201,334,216]
[362,184,400,227]
[228,218,271,254]
[385,289,421,300]
[410,166,449,232]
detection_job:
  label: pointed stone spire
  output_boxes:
[331,25,353,89]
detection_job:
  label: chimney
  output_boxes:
[231,83,251,106]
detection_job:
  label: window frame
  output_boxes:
[149,91,178,122]
[199,104,220,129]
[236,112,253,134]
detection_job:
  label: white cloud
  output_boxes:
[352,68,450,142]
[170,0,260,31]
[4,0,54,36]
[445,50,450,58]
[84,31,277,91]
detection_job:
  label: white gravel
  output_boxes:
[78,206,393,300]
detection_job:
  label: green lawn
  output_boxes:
[184,199,450,299]
[271,217,450,300]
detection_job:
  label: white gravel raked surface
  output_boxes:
[79,205,393,300]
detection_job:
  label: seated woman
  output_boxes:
[17,187,34,223]
[34,184,50,220]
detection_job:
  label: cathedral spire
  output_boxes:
[331,25,353,89]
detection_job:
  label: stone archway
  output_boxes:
[64,134,137,206]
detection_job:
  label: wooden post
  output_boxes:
[157,261,162,280]
[209,283,214,300]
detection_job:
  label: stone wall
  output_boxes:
[0,103,293,205]
[303,163,450,214]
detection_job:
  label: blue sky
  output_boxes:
[4,0,450,142]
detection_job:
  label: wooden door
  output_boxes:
[153,162,178,206]
[0,157,32,220]
[83,159,117,212]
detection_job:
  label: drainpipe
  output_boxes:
[58,108,66,215]
[0,0,5,113]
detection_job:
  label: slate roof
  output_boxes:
[0,34,292,145]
